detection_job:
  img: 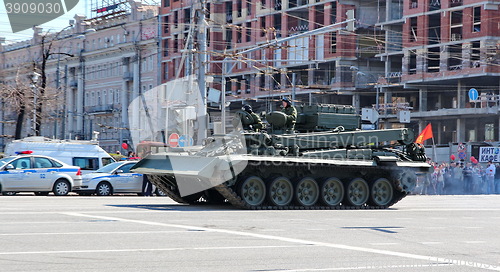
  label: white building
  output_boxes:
[0,0,159,152]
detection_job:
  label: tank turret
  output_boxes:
[132,104,430,209]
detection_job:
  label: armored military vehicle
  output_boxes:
[131,104,430,210]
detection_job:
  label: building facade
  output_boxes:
[159,0,500,145]
[0,0,159,152]
[378,0,500,144]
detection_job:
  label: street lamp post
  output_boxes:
[31,72,41,136]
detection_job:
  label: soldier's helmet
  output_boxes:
[282,97,291,105]
[242,104,253,113]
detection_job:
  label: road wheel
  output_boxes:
[369,178,394,207]
[267,177,293,206]
[53,180,70,196]
[238,176,266,207]
[295,177,319,206]
[155,188,167,197]
[96,182,112,196]
[320,177,344,206]
[2,192,17,196]
[344,178,369,207]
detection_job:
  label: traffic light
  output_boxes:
[346,9,356,32]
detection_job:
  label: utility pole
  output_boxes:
[196,0,208,142]
[291,73,296,107]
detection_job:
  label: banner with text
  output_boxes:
[479,147,500,162]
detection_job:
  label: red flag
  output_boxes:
[415,123,433,144]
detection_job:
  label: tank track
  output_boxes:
[149,164,410,210]
[147,175,189,204]
[213,164,407,210]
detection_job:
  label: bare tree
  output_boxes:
[33,33,74,136]
[0,66,36,139]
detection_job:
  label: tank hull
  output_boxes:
[135,153,430,209]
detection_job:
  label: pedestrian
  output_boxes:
[485,160,496,194]
[462,163,473,194]
[495,163,500,194]
[451,162,462,194]
[142,175,153,196]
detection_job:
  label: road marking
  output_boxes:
[0,221,90,225]
[0,230,191,236]
[464,241,486,244]
[369,243,398,246]
[282,263,455,271]
[61,212,500,271]
[401,208,500,212]
[0,245,302,256]
[305,229,327,231]
[420,242,443,245]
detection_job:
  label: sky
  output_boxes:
[0,0,88,44]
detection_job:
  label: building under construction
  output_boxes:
[160,0,500,145]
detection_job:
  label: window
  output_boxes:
[450,10,463,41]
[164,16,169,33]
[470,41,480,68]
[115,90,120,103]
[485,124,495,141]
[450,0,462,7]
[409,17,418,42]
[408,51,417,74]
[73,157,99,171]
[173,35,178,52]
[246,22,251,42]
[102,157,114,166]
[473,7,481,32]
[34,157,56,168]
[12,158,31,169]
[260,17,266,37]
[163,39,169,56]
[448,44,462,70]
[410,0,418,9]
[237,24,242,43]
[118,163,134,173]
[329,33,337,53]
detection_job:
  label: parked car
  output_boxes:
[75,161,165,196]
[0,151,83,196]
[5,137,115,173]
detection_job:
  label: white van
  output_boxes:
[4,137,115,173]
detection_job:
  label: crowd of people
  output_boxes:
[414,159,500,195]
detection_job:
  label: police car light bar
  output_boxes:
[15,150,33,155]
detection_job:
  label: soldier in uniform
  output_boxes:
[281,97,297,130]
[242,105,263,131]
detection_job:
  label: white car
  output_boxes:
[76,161,165,196]
[0,152,83,196]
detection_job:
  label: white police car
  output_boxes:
[75,161,164,196]
[0,151,82,196]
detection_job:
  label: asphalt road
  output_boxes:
[0,194,499,272]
